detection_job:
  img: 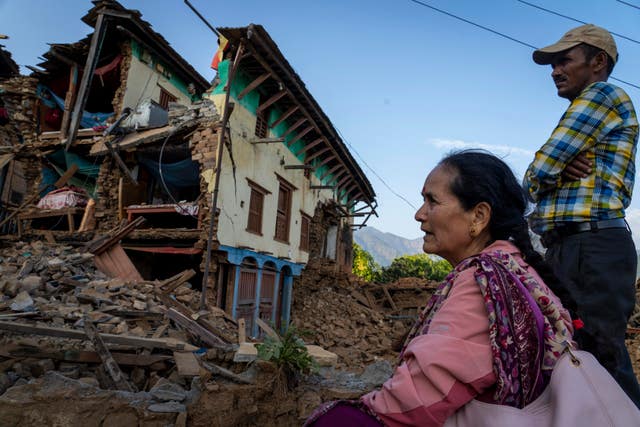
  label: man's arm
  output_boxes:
[523,84,621,200]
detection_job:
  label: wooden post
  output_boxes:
[60,64,79,141]
[66,12,108,150]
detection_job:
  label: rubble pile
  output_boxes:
[292,259,436,371]
[0,240,246,425]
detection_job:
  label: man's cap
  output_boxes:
[532,24,618,65]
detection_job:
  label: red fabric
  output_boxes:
[210,35,229,70]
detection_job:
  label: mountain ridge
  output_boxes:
[354,226,423,266]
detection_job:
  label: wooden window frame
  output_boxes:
[274,175,296,244]
[158,86,177,110]
[255,111,268,139]
[246,179,270,236]
[299,211,311,252]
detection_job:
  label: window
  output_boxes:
[246,180,270,235]
[274,177,294,243]
[159,87,177,110]
[255,111,268,138]
[300,212,311,252]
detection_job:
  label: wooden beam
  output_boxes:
[59,64,78,141]
[66,12,107,150]
[237,72,271,100]
[280,117,307,139]
[336,174,351,189]
[286,125,314,147]
[268,105,299,129]
[305,148,331,164]
[256,90,287,114]
[295,137,324,156]
[319,163,344,181]
[164,308,232,350]
[84,317,134,392]
[249,137,284,144]
[326,170,348,187]
[316,154,337,169]
[284,164,314,170]
[0,321,197,351]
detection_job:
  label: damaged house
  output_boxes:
[0,0,377,338]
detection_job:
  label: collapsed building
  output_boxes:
[0,0,377,338]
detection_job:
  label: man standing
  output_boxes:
[524,24,640,405]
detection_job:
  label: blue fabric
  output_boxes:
[137,156,200,191]
[36,84,113,128]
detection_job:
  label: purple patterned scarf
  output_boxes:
[401,249,572,408]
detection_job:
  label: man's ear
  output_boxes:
[591,51,608,74]
[472,202,492,232]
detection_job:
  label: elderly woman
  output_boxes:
[306,151,577,426]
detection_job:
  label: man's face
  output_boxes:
[550,46,597,101]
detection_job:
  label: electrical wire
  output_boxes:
[616,0,640,11]
[517,0,640,45]
[407,0,640,90]
[334,127,418,210]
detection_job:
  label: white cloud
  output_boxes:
[427,138,535,158]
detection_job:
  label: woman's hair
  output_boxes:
[438,150,616,369]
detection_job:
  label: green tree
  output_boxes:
[352,243,381,281]
[379,253,451,283]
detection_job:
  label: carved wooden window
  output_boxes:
[274,178,294,243]
[246,180,269,235]
[159,87,177,110]
[300,212,311,252]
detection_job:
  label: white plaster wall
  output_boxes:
[209,93,337,264]
[121,56,192,110]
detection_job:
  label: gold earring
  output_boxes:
[469,227,477,238]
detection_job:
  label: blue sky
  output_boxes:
[2,0,640,243]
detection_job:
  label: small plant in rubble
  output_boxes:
[256,325,318,392]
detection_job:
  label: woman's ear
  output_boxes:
[472,202,492,233]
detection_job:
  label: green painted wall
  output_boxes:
[130,40,200,100]
[212,59,342,189]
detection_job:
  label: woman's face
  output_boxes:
[414,165,483,265]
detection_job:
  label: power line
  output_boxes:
[616,0,640,11]
[517,0,640,46]
[335,127,418,210]
[407,0,640,91]
[407,0,537,50]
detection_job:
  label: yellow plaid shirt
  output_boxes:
[524,82,638,234]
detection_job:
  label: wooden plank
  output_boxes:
[249,137,284,144]
[236,72,271,100]
[66,12,106,150]
[238,318,246,344]
[255,318,280,341]
[173,351,202,377]
[84,318,134,392]
[164,308,231,351]
[78,198,96,232]
[93,243,143,282]
[161,269,196,294]
[54,163,79,188]
[59,64,79,140]
[0,320,197,351]
[202,361,254,384]
[87,216,146,254]
[0,346,171,367]
[382,285,399,311]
